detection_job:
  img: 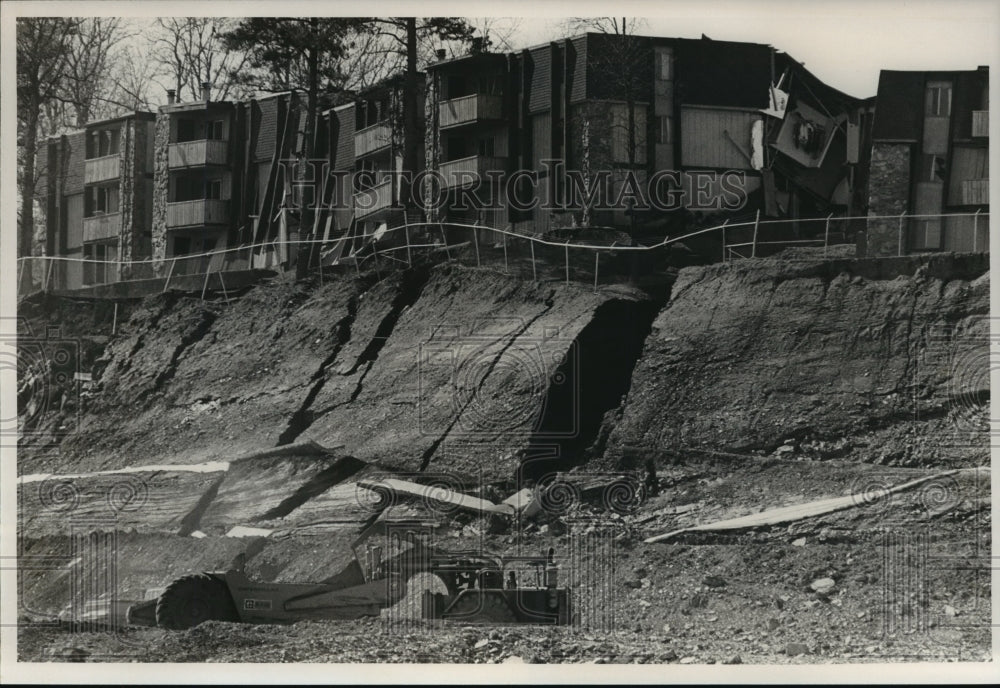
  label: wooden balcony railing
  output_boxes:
[353,179,394,218]
[166,199,230,227]
[439,94,503,129]
[962,179,989,205]
[439,155,506,189]
[354,122,392,158]
[82,213,121,243]
[84,155,120,184]
[168,139,228,167]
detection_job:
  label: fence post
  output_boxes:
[530,240,537,282]
[163,258,177,293]
[112,303,118,336]
[897,211,906,256]
[824,213,833,257]
[473,226,481,267]
[973,209,980,253]
[44,260,54,294]
[503,235,509,274]
[440,223,451,262]
[751,210,760,258]
[720,220,729,262]
[201,265,212,301]
[405,224,412,267]
[218,270,230,302]
[593,253,600,293]
[565,241,570,284]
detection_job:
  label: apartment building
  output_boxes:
[152,86,241,267]
[316,75,425,256]
[864,67,989,256]
[42,111,156,289]
[422,34,870,247]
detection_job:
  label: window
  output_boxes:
[926,82,952,117]
[173,237,191,256]
[657,52,672,81]
[655,115,673,145]
[205,120,224,140]
[478,137,495,157]
[177,119,198,142]
[206,179,222,200]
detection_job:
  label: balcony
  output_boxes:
[962,179,989,205]
[972,110,989,138]
[168,139,228,168]
[166,199,230,228]
[84,155,120,184]
[82,213,121,243]
[355,122,392,158]
[439,94,503,129]
[439,155,506,189]
[353,179,394,219]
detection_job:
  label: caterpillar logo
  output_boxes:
[243,598,273,611]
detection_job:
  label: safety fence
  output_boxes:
[16,210,990,301]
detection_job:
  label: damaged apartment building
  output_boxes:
[315,73,426,260]
[34,35,990,293]
[419,33,875,256]
[863,67,990,256]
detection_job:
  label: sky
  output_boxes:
[6,0,996,101]
[491,1,998,98]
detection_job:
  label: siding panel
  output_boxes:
[681,106,761,169]
[529,46,552,113]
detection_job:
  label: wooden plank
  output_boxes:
[357,478,514,516]
[644,469,963,544]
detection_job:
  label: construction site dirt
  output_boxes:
[14,248,991,664]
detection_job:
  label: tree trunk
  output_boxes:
[296,36,320,279]
[402,17,419,210]
[20,101,39,266]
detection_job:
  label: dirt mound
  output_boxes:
[605,253,989,471]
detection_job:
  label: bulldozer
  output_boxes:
[126,519,571,629]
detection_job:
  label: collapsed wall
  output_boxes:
[604,252,990,470]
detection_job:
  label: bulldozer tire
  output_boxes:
[445,591,518,624]
[155,574,239,630]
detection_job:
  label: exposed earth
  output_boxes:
[14,247,992,663]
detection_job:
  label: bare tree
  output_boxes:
[106,43,160,112]
[150,18,250,102]
[17,18,79,261]
[60,18,127,126]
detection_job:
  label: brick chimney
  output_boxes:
[166,89,175,105]
[201,82,211,102]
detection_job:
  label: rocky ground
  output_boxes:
[14,248,992,664]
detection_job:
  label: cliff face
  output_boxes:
[21,264,651,483]
[605,253,990,470]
